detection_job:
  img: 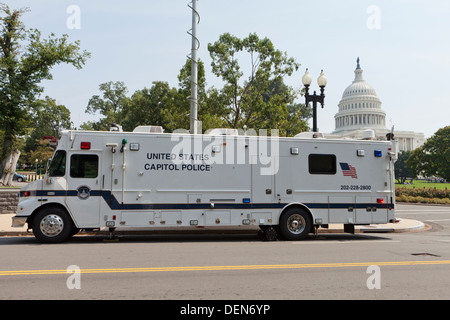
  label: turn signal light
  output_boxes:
[377,198,384,204]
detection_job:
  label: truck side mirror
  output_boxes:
[46,159,52,174]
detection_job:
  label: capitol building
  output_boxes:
[327,58,425,151]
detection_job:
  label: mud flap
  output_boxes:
[344,224,355,234]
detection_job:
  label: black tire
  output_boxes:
[32,207,73,243]
[279,207,312,240]
[259,225,278,241]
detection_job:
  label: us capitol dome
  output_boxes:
[328,58,424,151]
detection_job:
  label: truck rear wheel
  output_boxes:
[32,207,73,243]
[279,208,312,240]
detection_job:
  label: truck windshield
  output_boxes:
[49,150,66,177]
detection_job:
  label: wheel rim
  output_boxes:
[286,214,306,235]
[40,214,64,237]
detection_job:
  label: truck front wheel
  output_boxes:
[32,207,73,243]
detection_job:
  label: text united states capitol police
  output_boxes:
[145,152,211,171]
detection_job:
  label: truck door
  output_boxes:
[355,196,372,224]
[42,150,68,202]
[355,196,388,224]
[251,156,274,204]
[372,195,388,223]
[65,152,102,228]
[274,156,293,203]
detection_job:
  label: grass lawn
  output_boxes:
[396,180,449,190]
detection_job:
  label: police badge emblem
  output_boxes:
[77,185,91,200]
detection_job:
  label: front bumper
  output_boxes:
[11,216,28,228]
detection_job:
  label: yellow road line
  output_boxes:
[1,260,449,276]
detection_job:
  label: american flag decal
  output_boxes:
[339,162,358,179]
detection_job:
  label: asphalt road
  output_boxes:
[0,204,449,304]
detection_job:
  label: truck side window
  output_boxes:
[49,150,66,177]
[70,154,99,178]
[309,154,336,174]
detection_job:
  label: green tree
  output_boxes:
[406,126,450,181]
[28,139,54,167]
[207,33,306,135]
[177,58,211,131]
[262,77,310,136]
[23,96,71,162]
[395,150,414,184]
[0,4,90,185]
[177,58,207,99]
[406,147,426,179]
[121,81,182,132]
[121,59,209,133]
[176,58,230,132]
[29,97,71,138]
[83,81,129,131]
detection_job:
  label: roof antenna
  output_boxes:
[187,0,200,134]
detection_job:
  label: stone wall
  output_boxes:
[0,191,19,214]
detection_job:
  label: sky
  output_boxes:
[3,0,450,138]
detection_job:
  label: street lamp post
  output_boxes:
[302,69,327,132]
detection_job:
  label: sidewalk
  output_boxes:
[320,218,426,233]
[0,213,426,237]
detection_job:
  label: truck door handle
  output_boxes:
[265,189,272,194]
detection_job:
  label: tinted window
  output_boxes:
[309,154,336,174]
[49,150,66,177]
[70,154,98,178]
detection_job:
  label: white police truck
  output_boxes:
[12,126,397,243]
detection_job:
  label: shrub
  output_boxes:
[396,193,450,204]
[396,187,450,200]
